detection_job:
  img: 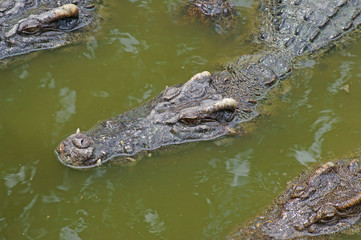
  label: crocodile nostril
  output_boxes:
[71,134,91,149]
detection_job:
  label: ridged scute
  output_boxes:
[0,0,98,65]
[260,0,361,57]
[57,0,361,171]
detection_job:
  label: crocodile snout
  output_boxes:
[56,130,95,168]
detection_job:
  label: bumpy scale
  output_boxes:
[230,158,361,239]
[0,0,98,65]
[57,0,361,169]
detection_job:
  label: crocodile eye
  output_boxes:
[315,205,337,223]
[17,19,42,35]
[319,212,335,222]
[22,26,39,33]
[179,118,200,126]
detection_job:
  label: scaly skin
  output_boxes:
[0,0,98,66]
[184,0,239,34]
[230,158,361,239]
[56,0,361,169]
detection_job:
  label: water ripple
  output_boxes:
[59,209,88,240]
[225,150,252,187]
[108,30,142,55]
[327,61,353,94]
[3,160,38,196]
[144,209,166,235]
[291,110,339,165]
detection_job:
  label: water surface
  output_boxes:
[1,1,361,239]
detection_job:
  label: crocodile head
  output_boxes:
[0,1,96,63]
[56,71,244,169]
[186,0,238,34]
[189,0,235,17]
[234,159,361,239]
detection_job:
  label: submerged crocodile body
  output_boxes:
[185,0,238,34]
[0,0,98,66]
[230,157,361,239]
[57,0,361,169]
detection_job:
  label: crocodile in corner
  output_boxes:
[0,0,99,67]
[56,0,361,169]
[230,156,361,239]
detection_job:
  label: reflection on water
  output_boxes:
[2,161,40,239]
[284,67,314,115]
[144,209,166,236]
[108,30,143,55]
[1,0,361,239]
[56,88,77,124]
[225,150,251,187]
[53,87,77,139]
[292,111,339,165]
[17,63,30,80]
[127,82,156,107]
[192,148,256,239]
[39,72,56,89]
[327,61,354,94]
[3,160,38,196]
[60,209,88,240]
[89,90,110,98]
[84,37,99,60]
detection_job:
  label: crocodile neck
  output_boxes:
[211,0,360,124]
[56,0,361,169]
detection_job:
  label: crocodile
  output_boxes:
[184,0,239,34]
[230,157,361,239]
[56,0,361,169]
[0,0,98,67]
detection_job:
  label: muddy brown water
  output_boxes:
[1,1,361,239]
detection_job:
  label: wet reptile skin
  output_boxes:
[56,0,361,169]
[0,0,98,66]
[55,1,361,238]
[230,157,361,239]
[185,0,238,34]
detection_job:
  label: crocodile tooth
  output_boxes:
[96,159,102,166]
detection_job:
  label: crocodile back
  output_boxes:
[213,0,361,126]
[262,0,361,59]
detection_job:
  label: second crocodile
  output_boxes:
[0,0,99,67]
[184,0,239,34]
[230,156,361,239]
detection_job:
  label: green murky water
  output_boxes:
[1,1,361,239]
